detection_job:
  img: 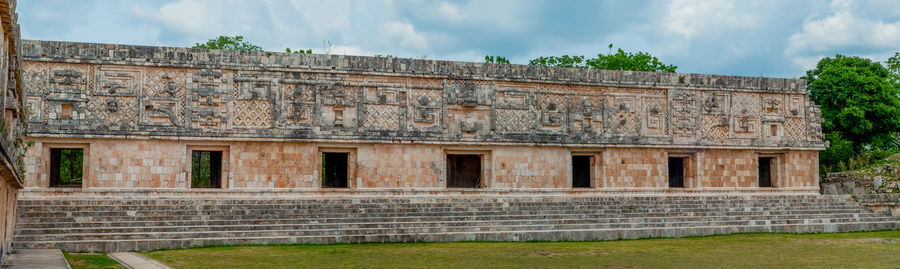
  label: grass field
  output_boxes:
[63,251,125,269]
[130,231,900,268]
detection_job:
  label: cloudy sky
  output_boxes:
[18,0,900,78]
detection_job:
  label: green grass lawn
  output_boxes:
[136,231,900,269]
[62,251,125,269]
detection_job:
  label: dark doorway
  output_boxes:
[191,151,222,188]
[322,152,349,188]
[759,157,773,187]
[447,154,482,188]
[50,148,83,187]
[572,155,591,188]
[668,157,685,188]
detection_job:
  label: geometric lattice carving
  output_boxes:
[361,87,405,131]
[233,100,272,128]
[606,94,638,136]
[784,117,806,141]
[612,111,638,135]
[362,104,402,130]
[87,96,137,128]
[538,93,567,132]
[701,115,729,141]
[495,109,534,133]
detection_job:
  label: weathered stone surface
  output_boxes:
[822,164,900,195]
[19,40,826,192]
[22,40,824,150]
[12,193,900,252]
[0,0,27,263]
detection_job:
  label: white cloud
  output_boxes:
[329,45,368,56]
[786,1,900,55]
[284,0,353,38]
[154,0,224,35]
[437,2,464,23]
[380,21,428,51]
[663,0,758,40]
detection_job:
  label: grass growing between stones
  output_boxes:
[62,251,125,269]
[142,230,900,269]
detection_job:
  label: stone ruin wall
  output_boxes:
[0,0,25,261]
[21,40,825,192]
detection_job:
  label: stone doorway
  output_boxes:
[49,148,83,187]
[191,151,222,188]
[759,157,773,187]
[447,154,482,188]
[572,155,591,188]
[322,152,349,188]
[668,157,685,188]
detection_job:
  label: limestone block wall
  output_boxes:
[600,148,668,189]
[356,144,443,188]
[697,150,755,188]
[492,147,568,188]
[23,138,820,191]
[783,150,820,188]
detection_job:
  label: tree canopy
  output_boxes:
[193,35,314,54]
[484,55,510,64]
[529,44,677,72]
[888,52,900,82]
[804,54,900,166]
[193,36,263,52]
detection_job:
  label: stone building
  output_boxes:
[0,0,26,261]
[15,40,900,253]
[21,41,825,193]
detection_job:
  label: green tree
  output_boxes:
[484,55,510,64]
[193,35,263,52]
[529,55,585,68]
[529,44,676,72]
[286,48,313,54]
[887,52,900,81]
[804,55,900,162]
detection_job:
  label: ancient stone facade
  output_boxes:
[21,40,824,193]
[0,0,25,262]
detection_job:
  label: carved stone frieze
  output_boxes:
[20,42,827,149]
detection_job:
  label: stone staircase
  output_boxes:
[13,195,900,252]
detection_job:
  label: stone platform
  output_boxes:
[12,191,900,252]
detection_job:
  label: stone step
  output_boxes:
[16,215,896,236]
[19,217,895,242]
[18,208,876,224]
[19,202,865,212]
[15,194,898,253]
[17,198,858,207]
[18,205,870,218]
[15,221,900,253]
[15,197,857,205]
[17,211,890,230]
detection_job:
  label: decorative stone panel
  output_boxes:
[20,40,827,150]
